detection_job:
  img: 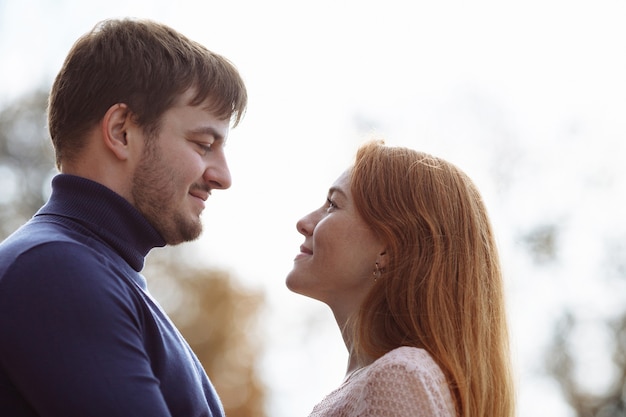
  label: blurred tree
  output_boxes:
[522,223,626,417]
[546,312,626,417]
[144,250,266,417]
[0,89,267,417]
[0,89,54,237]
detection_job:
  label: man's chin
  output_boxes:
[160,220,203,245]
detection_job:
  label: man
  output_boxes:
[0,18,247,416]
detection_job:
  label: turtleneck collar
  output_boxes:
[35,174,166,272]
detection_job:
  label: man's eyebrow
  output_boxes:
[187,126,225,142]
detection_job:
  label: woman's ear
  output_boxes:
[101,103,132,161]
[376,250,388,270]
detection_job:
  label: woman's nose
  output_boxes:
[296,211,317,236]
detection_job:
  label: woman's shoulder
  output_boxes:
[308,347,455,417]
[364,346,451,393]
[361,347,456,416]
[372,346,442,374]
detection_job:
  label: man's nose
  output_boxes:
[203,153,232,190]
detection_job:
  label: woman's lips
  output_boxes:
[294,245,313,261]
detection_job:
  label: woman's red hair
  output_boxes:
[350,140,515,417]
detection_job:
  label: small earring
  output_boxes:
[373,262,381,282]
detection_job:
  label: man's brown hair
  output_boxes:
[48,18,247,168]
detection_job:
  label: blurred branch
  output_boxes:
[546,311,626,417]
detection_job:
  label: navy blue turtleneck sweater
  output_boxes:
[0,174,225,417]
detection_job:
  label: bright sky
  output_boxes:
[2,1,626,416]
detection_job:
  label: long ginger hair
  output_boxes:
[350,140,515,417]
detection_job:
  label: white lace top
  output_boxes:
[309,346,456,417]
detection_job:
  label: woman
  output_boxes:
[286,140,515,417]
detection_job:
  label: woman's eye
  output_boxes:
[326,198,337,211]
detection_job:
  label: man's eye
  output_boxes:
[197,143,212,154]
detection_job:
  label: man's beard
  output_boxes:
[131,144,203,245]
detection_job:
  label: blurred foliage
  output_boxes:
[525,222,626,417]
[144,250,266,416]
[521,224,559,265]
[546,312,626,417]
[0,89,267,417]
[0,89,55,236]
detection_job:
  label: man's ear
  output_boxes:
[101,103,132,161]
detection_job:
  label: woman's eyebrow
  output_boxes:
[327,186,347,197]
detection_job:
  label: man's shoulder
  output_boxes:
[0,217,96,276]
[0,216,141,307]
[1,216,81,252]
